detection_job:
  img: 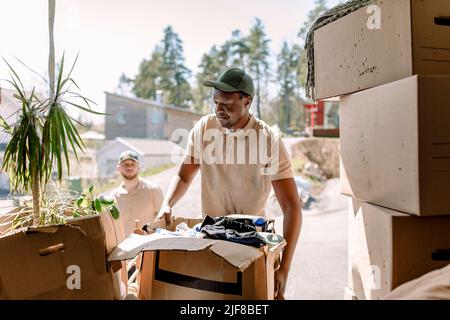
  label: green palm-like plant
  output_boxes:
[0,54,104,226]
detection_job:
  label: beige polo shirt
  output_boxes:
[111,177,164,239]
[186,113,293,217]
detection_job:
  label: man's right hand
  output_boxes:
[155,205,172,226]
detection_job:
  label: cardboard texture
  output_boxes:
[340,75,450,216]
[314,0,450,99]
[348,199,450,300]
[0,213,118,300]
[108,233,285,300]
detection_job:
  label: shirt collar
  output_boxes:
[219,113,256,139]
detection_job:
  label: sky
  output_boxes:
[0,0,341,124]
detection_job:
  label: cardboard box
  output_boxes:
[108,233,285,300]
[348,199,450,300]
[314,0,450,99]
[0,213,119,300]
[340,75,450,216]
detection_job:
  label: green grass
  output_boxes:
[142,163,176,177]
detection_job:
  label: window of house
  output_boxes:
[151,111,161,124]
[117,109,127,124]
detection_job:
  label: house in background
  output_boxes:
[104,92,202,141]
[96,137,184,179]
[303,98,340,138]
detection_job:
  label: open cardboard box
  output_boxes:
[108,217,285,300]
[0,213,122,300]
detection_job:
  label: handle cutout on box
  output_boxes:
[154,251,243,295]
[39,243,65,256]
[432,250,450,261]
[435,17,450,27]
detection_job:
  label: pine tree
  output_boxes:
[229,30,249,70]
[247,18,271,120]
[193,46,227,114]
[277,41,298,131]
[297,0,329,93]
[132,46,164,100]
[159,26,192,108]
[125,26,193,108]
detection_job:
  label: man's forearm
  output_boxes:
[280,207,302,272]
[162,161,200,210]
[164,175,190,209]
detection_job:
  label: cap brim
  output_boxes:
[203,80,240,93]
[119,157,139,163]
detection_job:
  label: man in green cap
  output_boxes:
[113,150,164,238]
[155,67,302,300]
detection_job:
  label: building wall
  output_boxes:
[0,152,10,195]
[105,92,202,141]
[146,107,165,139]
[164,108,201,140]
[105,94,151,140]
[96,141,182,179]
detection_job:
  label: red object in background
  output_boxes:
[304,101,325,128]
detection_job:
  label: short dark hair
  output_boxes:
[239,91,251,99]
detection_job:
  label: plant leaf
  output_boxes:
[94,198,102,212]
[108,205,120,220]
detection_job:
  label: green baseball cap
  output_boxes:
[204,68,254,97]
[118,150,139,164]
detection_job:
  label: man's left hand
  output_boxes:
[133,228,147,235]
[274,267,288,300]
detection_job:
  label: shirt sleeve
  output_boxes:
[185,118,204,163]
[268,136,294,182]
[153,186,164,214]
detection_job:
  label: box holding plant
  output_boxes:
[0,55,122,299]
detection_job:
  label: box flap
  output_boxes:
[108,234,264,272]
[108,234,216,261]
[209,240,263,271]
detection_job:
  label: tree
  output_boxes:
[247,18,271,120]
[229,30,249,70]
[296,0,329,95]
[277,41,298,131]
[298,0,328,41]
[126,26,193,108]
[159,26,193,108]
[194,46,227,114]
[116,72,133,96]
[132,46,164,100]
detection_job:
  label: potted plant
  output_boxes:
[0,56,122,300]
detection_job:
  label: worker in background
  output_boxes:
[111,150,164,298]
[112,150,164,238]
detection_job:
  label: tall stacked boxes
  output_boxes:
[313,0,450,299]
[314,0,450,100]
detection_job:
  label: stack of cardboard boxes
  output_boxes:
[313,0,450,299]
